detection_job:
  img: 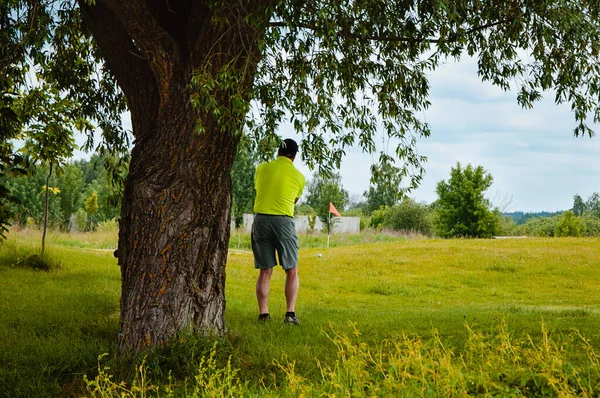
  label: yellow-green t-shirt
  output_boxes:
[253,156,306,217]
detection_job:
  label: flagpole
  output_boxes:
[327,210,330,248]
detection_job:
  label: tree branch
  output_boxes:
[268,19,507,44]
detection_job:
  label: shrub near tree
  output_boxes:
[433,163,501,238]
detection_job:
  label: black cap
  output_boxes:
[279,138,299,157]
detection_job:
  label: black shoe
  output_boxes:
[258,313,271,322]
[284,312,300,325]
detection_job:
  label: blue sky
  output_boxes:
[284,56,600,213]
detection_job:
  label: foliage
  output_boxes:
[582,212,600,237]
[503,210,563,225]
[295,203,316,216]
[75,208,89,232]
[84,321,600,397]
[96,218,118,234]
[573,192,600,218]
[252,0,600,187]
[380,198,434,235]
[17,81,79,252]
[5,0,598,210]
[518,215,560,237]
[0,152,26,240]
[433,163,501,238]
[363,161,404,215]
[573,194,586,216]
[587,193,600,217]
[231,140,258,228]
[554,210,585,237]
[304,172,349,224]
[85,191,99,230]
[497,215,519,236]
[18,85,78,168]
[0,6,29,240]
[5,155,124,231]
[369,206,386,229]
[56,164,85,227]
[6,165,63,227]
[515,212,600,238]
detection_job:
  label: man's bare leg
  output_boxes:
[284,267,299,313]
[256,268,273,315]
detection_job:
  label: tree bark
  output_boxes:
[80,0,273,352]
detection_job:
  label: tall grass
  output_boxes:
[1,232,600,396]
[84,321,600,396]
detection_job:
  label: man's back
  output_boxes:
[254,156,306,217]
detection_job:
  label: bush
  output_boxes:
[381,199,433,236]
[582,213,600,237]
[369,206,386,229]
[554,211,585,237]
[518,216,560,237]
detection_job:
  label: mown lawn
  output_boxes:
[1,232,599,396]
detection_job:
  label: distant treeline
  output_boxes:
[5,153,600,240]
[502,211,564,225]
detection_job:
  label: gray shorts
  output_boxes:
[251,214,299,270]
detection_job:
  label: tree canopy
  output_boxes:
[3,1,600,187]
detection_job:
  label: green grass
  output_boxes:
[1,232,600,396]
[0,238,120,397]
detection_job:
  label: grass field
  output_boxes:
[1,229,599,396]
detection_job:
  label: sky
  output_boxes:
[72,56,599,213]
[280,56,600,213]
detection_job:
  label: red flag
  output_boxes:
[329,202,341,217]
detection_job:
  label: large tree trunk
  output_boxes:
[117,99,237,350]
[80,0,272,352]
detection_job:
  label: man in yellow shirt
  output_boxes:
[252,138,306,325]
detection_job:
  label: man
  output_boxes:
[252,138,306,325]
